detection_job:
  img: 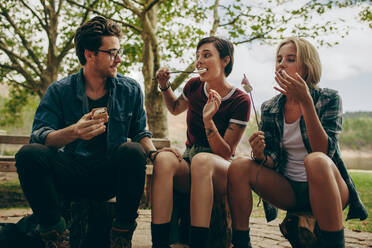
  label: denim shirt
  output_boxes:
[30,69,152,158]
[260,87,368,222]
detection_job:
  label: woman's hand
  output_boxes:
[156,67,171,88]
[248,131,266,161]
[274,70,312,104]
[203,89,221,123]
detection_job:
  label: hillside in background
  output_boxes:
[343,111,372,118]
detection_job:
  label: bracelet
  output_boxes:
[159,83,171,92]
[148,150,158,163]
[251,150,268,166]
[261,154,268,166]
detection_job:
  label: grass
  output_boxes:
[0,171,371,232]
[343,171,372,232]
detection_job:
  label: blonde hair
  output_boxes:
[276,37,321,88]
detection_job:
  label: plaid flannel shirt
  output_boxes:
[260,87,368,222]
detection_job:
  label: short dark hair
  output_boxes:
[196,36,234,77]
[74,16,122,65]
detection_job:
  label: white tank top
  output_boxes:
[282,117,308,182]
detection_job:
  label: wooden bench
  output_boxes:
[0,134,170,207]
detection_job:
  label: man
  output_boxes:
[15,16,157,248]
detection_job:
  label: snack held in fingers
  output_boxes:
[91,107,109,123]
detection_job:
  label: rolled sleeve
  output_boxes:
[30,84,63,144]
[30,127,55,144]
[260,105,282,169]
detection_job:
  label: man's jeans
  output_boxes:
[15,142,147,229]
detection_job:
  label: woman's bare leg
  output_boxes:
[228,157,297,230]
[151,151,190,224]
[305,152,349,231]
[189,152,230,227]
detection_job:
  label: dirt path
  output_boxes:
[1,209,371,247]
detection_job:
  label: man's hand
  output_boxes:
[155,147,183,162]
[72,113,106,140]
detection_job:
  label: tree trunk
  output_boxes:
[141,3,168,138]
[145,91,168,138]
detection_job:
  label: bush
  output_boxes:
[340,116,372,150]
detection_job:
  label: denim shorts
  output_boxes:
[182,145,213,164]
[182,145,233,163]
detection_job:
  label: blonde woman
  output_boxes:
[150,36,251,248]
[227,37,367,248]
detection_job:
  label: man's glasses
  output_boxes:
[97,48,123,60]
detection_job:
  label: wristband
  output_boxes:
[251,150,267,166]
[148,150,158,163]
[261,154,268,166]
[159,83,171,92]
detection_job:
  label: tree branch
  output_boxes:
[171,62,195,90]
[219,14,243,27]
[56,0,64,16]
[0,64,38,90]
[210,0,220,36]
[5,75,34,91]
[0,42,42,78]
[67,0,143,33]
[40,0,50,33]
[233,33,267,45]
[19,0,47,30]
[144,0,163,12]
[57,0,100,63]
[120,0,141,16]
[0,6,44,73]
[132,0,144,6]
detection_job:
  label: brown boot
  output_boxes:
[40,229,70,248]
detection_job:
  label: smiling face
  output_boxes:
[196,42,229,82]
[90,36,122,78]
[276,42,305,79]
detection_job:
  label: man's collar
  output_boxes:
[76,68,116,100]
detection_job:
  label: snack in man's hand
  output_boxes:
[91,107,109,123]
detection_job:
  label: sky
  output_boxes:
[229,26,372,113]
[137,3,372,114]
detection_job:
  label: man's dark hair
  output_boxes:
[196,36,234,77]
[74,16,122,65]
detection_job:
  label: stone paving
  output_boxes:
[0,209,371,247]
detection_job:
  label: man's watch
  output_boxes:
[148,150,158,163]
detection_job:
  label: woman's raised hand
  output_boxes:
[248,131,266,161]
[274,70,311,103]
[156,67,171,88]
[203,89,221,122]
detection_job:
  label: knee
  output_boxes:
[190,153,214,179]
[228,157,254,183]
[152,151,179,177]
[304,152,333,182]
[15,143,51,171]
[116,142,147,168]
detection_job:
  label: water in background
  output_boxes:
[344,157,372,171]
